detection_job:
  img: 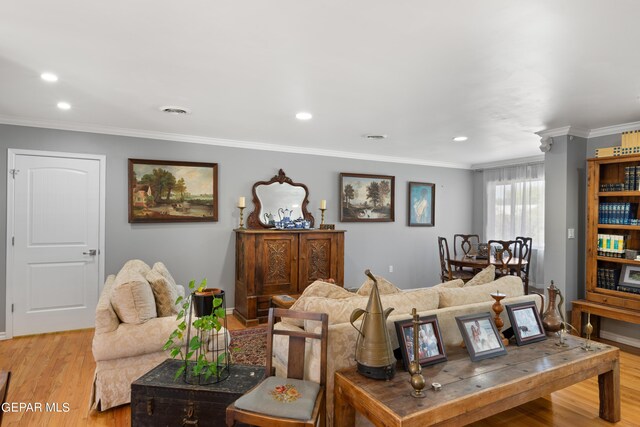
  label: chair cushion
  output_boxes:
[432,279,464,289]
[234,376,320,421]
[146,269,179,317]
[464,265,496,287]
[437,276,524,308]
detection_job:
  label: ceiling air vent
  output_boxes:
[363,134,387,140]
[159,106,191,115]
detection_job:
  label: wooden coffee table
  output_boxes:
[334,335,619,426]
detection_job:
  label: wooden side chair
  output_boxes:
[226,308,328,427]
[516,236,533,293]
[488,239,524,286]
[453,234,480,257]
[0,370,10,425]
[438,237,474,283]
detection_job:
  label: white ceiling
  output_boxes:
[2,1,640,169]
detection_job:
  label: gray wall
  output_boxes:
[0,123,474,333]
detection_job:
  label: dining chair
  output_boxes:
[516,236,533,294]
[226,308,328,427]
[453,234,480,257]
[438,237,475,283]
[488,239,524,287]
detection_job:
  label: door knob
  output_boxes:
[83,249,97,256]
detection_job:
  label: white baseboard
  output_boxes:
[226,307,234,315]
[0,332,6,340]
[600,330,640,348]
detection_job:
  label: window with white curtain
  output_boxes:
[483,162,545,287]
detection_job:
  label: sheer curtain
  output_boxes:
[483,162,545,287]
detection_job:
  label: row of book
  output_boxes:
[600,183,625,192]
[598,203,637,225]
[623,166,640,190]
[617,285,640,295]
[597,234,628,253]
[596,267,620,290]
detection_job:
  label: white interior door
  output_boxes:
[7,150,105,337]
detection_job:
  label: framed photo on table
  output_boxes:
[394,315,447,370]
[505,301,547,346]
[456,312,507,362]
[339,173,394,222]
[128,159,218,223]
[408,182,435,226]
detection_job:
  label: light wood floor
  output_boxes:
[1,321,639,426]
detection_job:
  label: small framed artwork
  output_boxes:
[408,182,435,226]
[456,312,507,362]
[128,159,218,223]
[619,264,640,289]
[340,173,395,222]
[394,315,447,370]
[505,301,547,346]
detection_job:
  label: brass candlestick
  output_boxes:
[319,208,326,226]
[238,206,245,229]
[409,308,426,398]
[490,291,509,346]
[582,312,595,351]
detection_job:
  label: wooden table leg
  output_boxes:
[571,305,583,337]
[598,358,621,422]
[334,380,355,427]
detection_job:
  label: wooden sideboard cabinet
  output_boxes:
[234,229,345,326]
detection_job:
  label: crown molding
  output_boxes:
[588,120,640,138]
[536,126,590,139]
[0,114,470,170]
[471,155,545,171]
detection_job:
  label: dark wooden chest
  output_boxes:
[131,359,264,427]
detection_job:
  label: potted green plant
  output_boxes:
[164,278,230,383]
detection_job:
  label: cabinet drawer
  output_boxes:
[587,292,640,310]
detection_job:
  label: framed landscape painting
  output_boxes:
[408,182,435,226]
[340,173,394,222]
[128,159,218,223]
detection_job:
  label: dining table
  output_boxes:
[449,254,528,269]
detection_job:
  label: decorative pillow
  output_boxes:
[283,281,354,327]
[110,268,157,324]
[298,280,354,299]
[152,262,178,289]
[432,279,464,289]
[121,259,151,276]
[146,269,179,317]
[463,265,495,287]
[356,275,401,296]
[437,275,524,308]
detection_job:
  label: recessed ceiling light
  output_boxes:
[363,134,388,140]
[452,136,468,142]
[295,112,312,120]
[57,101,71,110]
[41,72,58,82]
[159,106,191,115]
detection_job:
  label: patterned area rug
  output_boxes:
[229,327,267,366]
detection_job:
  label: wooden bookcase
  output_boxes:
[585,154,640,312]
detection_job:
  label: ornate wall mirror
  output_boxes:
[247,169,315,229]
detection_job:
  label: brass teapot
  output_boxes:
[350,270,396,380]
[542,280,564,335]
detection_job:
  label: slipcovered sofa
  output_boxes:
[272,272,542,427]
[90,260,228,411]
